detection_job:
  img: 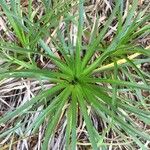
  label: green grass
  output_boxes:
[0,0,150,149]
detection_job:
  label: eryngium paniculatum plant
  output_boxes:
[0,0,150,149]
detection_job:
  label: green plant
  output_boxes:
[0,0,150,149]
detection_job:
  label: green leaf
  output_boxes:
[42,86,72,150]
[27,90,68,133]
[0,0,28,46]
[85,88,150,147]
[76,85,98,150]
[75,0,84,76]
[70,89,77,150]
[0,70,67,83]
[84,78,150,91]
[81,0,121,69]
[65,104,72,149]
[0,84,64,125]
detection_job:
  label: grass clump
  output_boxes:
[0,0,150,149]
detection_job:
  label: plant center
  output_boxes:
[71,76,79,85]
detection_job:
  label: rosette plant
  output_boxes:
[0,0,150,149]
